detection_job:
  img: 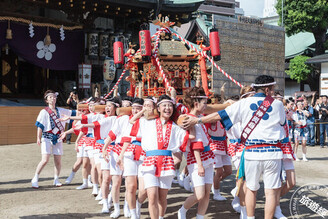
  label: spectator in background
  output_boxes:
[66,89,79,144]
[317,95,328,148]
[303,95,315,146]
[293,101,309,161]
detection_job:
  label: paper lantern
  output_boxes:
[139,30,151,57]
[209,28,221,61]
[88,31,99,60]
[103,57,115,81]
[113,37,124,69]
[99,31,109,60]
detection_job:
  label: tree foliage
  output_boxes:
[286,55,313,83]
[276,0,328,55]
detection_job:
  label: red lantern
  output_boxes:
[139,30,151,58]
[209,28,221,61]
[113,37,124,69]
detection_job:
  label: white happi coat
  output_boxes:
[207,121,227,155]
[183,117,214,170]
[108,115,132,157]
[218,93,286,160]
[35,107,74,143]
[138,117,189,177]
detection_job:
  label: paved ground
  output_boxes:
[0,143,327,219]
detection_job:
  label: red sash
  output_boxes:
[240,95,274,146]
[45,107,65,135]
[155,118,172,177]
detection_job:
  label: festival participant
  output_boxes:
[178,87,215,219]
[183,75,287,219]
[226,86,255,218]
[61,99,105,193]
[129,96,157,218]
[292,101,309,161]
[207,120,232,201]
[116,98,145,219]
[59,106,89,185]
[137,94,189,219]
[274,97,297,219]
[32,90,76,188]
[102,99,133,218]
[75,97,120,213]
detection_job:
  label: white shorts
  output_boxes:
[294,129,308,141]
[214,154,231,168]
[41,139,63,155]
[110,153,123,176]
[143,173,174,190]
[189,164,214,188]
[245,159,282,191]
[282,159,294,170]
[101,158,110,170]
[76,146,88,158]
[123,157,143,177]
[86,149,94,159]
[94,152,102,165]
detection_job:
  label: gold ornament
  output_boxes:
[6,21,12,40]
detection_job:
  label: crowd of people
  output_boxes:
[285,92,328,152]
[31,75,300,219]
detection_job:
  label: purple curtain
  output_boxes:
[0,21,84,70]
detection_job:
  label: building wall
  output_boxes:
[212,16,285,96]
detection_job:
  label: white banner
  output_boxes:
[320,72,328,96]
[78,64,92,89]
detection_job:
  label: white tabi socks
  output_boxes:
[110,203,120,218]
[65,170,76,184]
[31,174,39,188]
[53,175,62,187]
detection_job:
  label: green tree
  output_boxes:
[276,0,328,56]
[286,55,316,89]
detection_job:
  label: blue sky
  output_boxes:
[238,0,265,17]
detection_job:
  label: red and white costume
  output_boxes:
[80,113,105,158]
[207,122,231,168]
[139,117,189,189]
[183,115,215,188]
[226,122,244,169]
[107,115,132,175]
[121,117,146,177]
[92,115,117,167]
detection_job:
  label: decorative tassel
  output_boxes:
[6,21,12,40]
[29,21,34,38]
[45,26,51,46]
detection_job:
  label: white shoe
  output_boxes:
[95,192,102,200]
[231,196,241,213]
[110,210,120,218]
[31,179,39,189]
[102,205,110,214]
[124,201,131,217]
[295,157,301,161]
[274,206,287,219]
[213,193,227,201]
[177,207,186,219]
[53,179,62,187]
[98,199,105,205]
[303,157,308,162]
[65,172,75,184]
[76,183,88,190]
[92,185,99,196]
